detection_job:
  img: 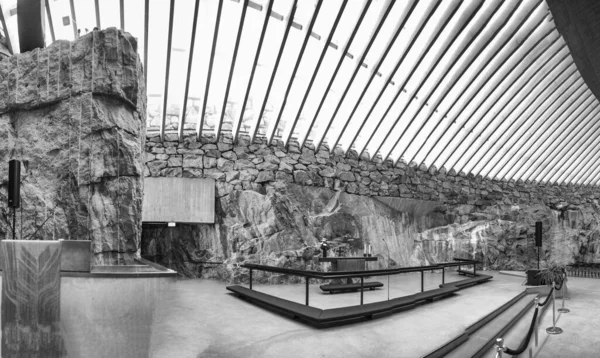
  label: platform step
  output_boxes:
[320,281,384,293]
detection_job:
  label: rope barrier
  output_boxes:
[554,279,564,291]
[537,286,554,307]
[503,307,539,356]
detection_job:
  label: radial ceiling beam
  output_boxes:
[383,0,504,165]
[216,0,249,141]
[283,0,348,147]
[144,0,149,86]
[523,96,597,182]
[299,1,371,150]
[477,59,575,178]
[178,0,201,141]
[561,121,600,184]
[233,0,274,143]
[451,25,555,174]
[197,0,224,140]
[495,78,585,179]
[267,0,324,145]
[315,0,396,152]
[365,0,485,161]
[355,0,467,160]
[44,0,55,43]
[0,4,13,54]
[94,0,100,29]
[465,40,566,175]
[159,0,176,141]
[424,2,544,169]
[120,0,125,30]
[248,0,298,143]
[332,0,426,154]
[543,107,600,184]
[579,142,600,185]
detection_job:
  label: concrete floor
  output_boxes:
[149,271,529,358]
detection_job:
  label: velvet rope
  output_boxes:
[503,307,539,356]
[554,280,564,291]
[537,286,554,307]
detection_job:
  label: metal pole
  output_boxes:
[534,297,539,346]
[421,270,424,292]
[558,281,570,313]
[387,275,390,301]
[563,280,570,300]
[546,282,563,334]
[249,269,253,290]
[360,277,364,305]
[494,338,504,358]
[305,277,309,306]
[442,266,445,284]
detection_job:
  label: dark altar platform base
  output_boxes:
[0,240,63,357]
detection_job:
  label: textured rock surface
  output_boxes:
[143,133,600,282]
[0,28,146,264]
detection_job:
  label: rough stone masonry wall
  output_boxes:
[143,132,600,281]
[0,28,146,264]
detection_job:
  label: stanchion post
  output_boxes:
[494,338,504,358]
[305,277,309,306]
[546,282,563,334]
[421,270,424,292]
[442,266,445,284]
[360,277,364,305]
[249,269,253,290]
[558,280,570,313]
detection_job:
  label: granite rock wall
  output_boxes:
[0,28,146,264]
[143,133,600,281]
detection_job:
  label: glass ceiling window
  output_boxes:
[3,0,600,185]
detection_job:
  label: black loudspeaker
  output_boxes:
[8,160,21,208]
[535,221,542,247]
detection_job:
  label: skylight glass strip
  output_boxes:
[336,0,436,155]
[246,0,296,142]
[159,0,176,140]
[296,0,370,149]
[266,0,322,145]
[522,95,597,182]
[508,88,591,180]
[493,77,584,180]
[354,0,466,159]
[72,0,96,37]
[145,0,172,130]
[231,0,272,141]
[423,1,545,170]
[476,55,574,178]
[375,0,507,165]
[280,0,347,147]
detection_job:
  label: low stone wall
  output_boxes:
[145,132,600,207]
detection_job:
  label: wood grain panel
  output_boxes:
[142,177,215,224]
[0,240,63,357]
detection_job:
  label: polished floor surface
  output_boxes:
[150,270,531,358]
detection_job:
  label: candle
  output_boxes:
[368,245,372,255]
[364,244,367,255]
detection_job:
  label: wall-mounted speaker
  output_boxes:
[535,221,542,247]
[8,160,21,208]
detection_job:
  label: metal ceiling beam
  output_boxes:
[283,0,348,147]
[197,0,224,140]
[451,25,555,174]
[365,0,485,161]
[144,0,149,87]
[477,59,575,178]
[248,0,298,143]
[299,1,371,150]
[356,0,468,160]
[579,142,600,185]
[68,0,77,38]
[45,0,55,43]
[233,0,274,143]
[545,107,600,184]
[333,0,427,154]
[524,96,597,182]
[94,0,100,29]
[178,0,201,141]
[216,0,249,141]
[424,2,544,169]
[495,78,585,179]
[0,4,13,53]
[315,0,396,152]
[561,118,600,184]
[467,41,567,175]
[159,0,176,141]
[383,0,504,165]
[267,0,324,145]
[120,0,124,30]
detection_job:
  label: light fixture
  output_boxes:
[167,222,176,227]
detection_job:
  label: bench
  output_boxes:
[320,281,384,293]
[439,274,493,289]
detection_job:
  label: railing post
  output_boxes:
[421,270,424,292]
[442,266,445,285]
[305,277,309,306]
[249,269,253,290]
[360,276,364,305]
[546,282,563,334]
[494,338,504,358]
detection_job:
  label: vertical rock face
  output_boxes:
[0,28,146,264]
